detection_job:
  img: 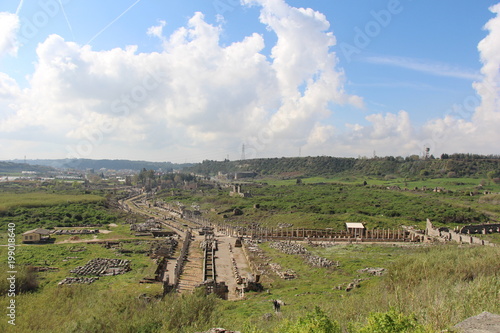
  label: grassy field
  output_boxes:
[1,179,499,332]
[158,177,496,232]
[0,192,103,213]
[212,242,500,332]
[2,241,497,332]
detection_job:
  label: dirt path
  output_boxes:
[214,235,251,300]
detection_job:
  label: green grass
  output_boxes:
[1,180,499,332]
[160,180,492,231]
[0,192,103,212]
[1,239,499,332]
[213,243,500,332]
[0,240,162,295]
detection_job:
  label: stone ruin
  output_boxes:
[149,238,178,259]
[335,278,365,292]
[130,219,162,232]
[58,277,99,285]
[196,329,241,333]
[269,241,339,268]
[268,263,296,280]
[70,258,131,276]
[242,239,297,280]
[53,229,99,235]
[358,267,386,276]
[196,280,229,300]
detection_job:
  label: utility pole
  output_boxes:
[241,144,246,160]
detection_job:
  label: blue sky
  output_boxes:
[0,0,499,162]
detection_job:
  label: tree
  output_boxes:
[420,170,430,177]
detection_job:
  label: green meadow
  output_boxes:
[0,177,499,332]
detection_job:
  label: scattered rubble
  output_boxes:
[31,266,59,272]
[358,267,386,276]
[149,238,178,258]
[269,263,296,280]
[196,329,241,333]
[70,258,131,276]
[270,241,339,268]
[130,219,162,232]
[58,277,99,285]
[335,278,366,292]
[53,229,99,235]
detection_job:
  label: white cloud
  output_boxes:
[1,1,364,160]
[0,12,20,57]
[147,20,166,40]
[5,0,498,162]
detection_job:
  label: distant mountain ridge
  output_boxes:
[6,159,193,172]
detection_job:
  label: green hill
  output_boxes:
[188,155,500,179]
[0,161,55,175]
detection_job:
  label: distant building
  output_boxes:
[229,185,252,198]
[345,223,365,237]
[22,228,52,243]
[234,172,257,180]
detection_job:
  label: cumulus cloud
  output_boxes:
[1,1,364,160]
[0,12,20,57]
[147,20,166,40]
[6,0,497,161]
[242,0,363,156]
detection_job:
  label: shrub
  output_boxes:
[356,309,429,333]
[0,266,39,295]
[275,307,341,333]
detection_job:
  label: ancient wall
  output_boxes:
[172,230,192,288]
[426,219,494,246]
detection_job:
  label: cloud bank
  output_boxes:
[0,0,499,161]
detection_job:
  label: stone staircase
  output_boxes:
[177,238,203,294]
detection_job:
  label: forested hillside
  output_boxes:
[7,159,193,171]
[188,154,500,179]
[0,161,55,174]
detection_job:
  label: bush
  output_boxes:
[0,266,39,295]
[275,307,341,333]
[356,309,429,333]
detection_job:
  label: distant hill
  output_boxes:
[0,161,55,174]
[188,155,500,179]
[7,159,193,172]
